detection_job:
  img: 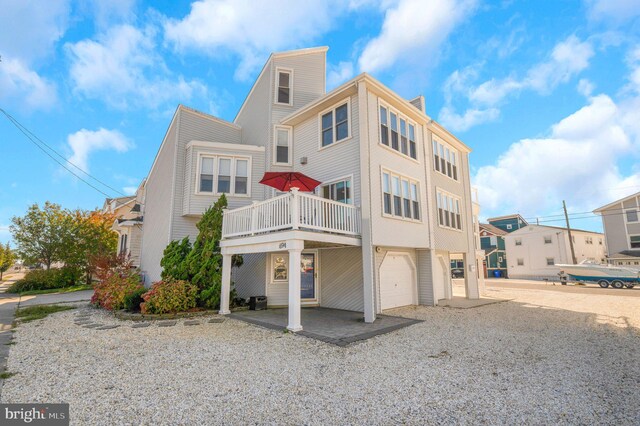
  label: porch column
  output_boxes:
[287,247,303,332]
[464,252,480,299]
[219,253,232,315]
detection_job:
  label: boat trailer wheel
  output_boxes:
[611,280,625,289]
[598,280,610,288]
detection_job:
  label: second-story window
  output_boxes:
[390,111,399,150]
[198,154,251,196]
[276,69,292,105]
[383,170,421,221]
[380,106,389,146]
[437,190,462,230]
[321,178,352,204]
[433,138,458,180]
[409,124,416,159]
[217,158,231,193]
[199,157,214,193]
[544,235,552,244]
[626,208,639,222]
[320,102,349,147]
[235,159,248,195]
[274,126,291,165]
[378,104,417,160]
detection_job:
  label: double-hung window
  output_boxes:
[320,102,349,147]
[433,138,458,180]
[437,190,462,230]
[630,235,640,249]
[198,154,250,196]
[544,235,552,244]
[274,126,291,165]
[276,69,292,105]
[626,209,639,222]
[378,103,418,159]
[321,178,352,204]
[382,170,421,221]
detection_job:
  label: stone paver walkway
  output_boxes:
[231,307,422,346]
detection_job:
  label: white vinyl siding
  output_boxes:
[436,190,462,231]
[433,138,458,180]
[382,170,421,221]
[378,102,417,160]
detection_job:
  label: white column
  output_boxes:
[287,247,303,332]
[219,253,232,315]
[464,252,480,299]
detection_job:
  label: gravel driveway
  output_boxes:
[2,284,638,425]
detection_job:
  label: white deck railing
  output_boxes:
[222,189,361,239]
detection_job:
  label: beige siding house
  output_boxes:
[139,47,481,331]
[504,224,606,280]
[103,180,145,266]
[594,191,640,266]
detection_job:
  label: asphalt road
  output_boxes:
[484,278,640,297]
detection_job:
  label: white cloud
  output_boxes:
[586,0,640,23]
[67,128,133,172]
[577,78,595,97]
[327,61,355,90]
[440,36,594,131]
[66,24,207,110]
[474,94,640,218]
[163,0,350,80]
[89,0,137,29]
[358,0,478,73]
[0,58,57,110]
[122,186,137,195]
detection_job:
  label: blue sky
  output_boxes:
[1,0,640,243]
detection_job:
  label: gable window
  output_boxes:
[517,258,524,266]
[382,170,420,221]
[276,69,292,105]
[544,235,552,244]
[199,157,215,193]
[433,138,458,180]
[320,102,350,147]
[546,257,555,266]
[506,224,513,230]
[321,178,352,204]
[274,126,291,165]
[630,235,640,249]
[626,209,638,222]
[197,154,251,196]
[515,238,522,246]
[379,104,417,160]
[437,190,462,230]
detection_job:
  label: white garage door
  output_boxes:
[380,253,416,310]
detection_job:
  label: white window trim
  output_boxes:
[274,67,293,106]
[432,135,459,181]
[377,99,420,163]
[435,187,463,232]
[319,174,354,205]
[380,167,422,223]
[272,125,293,166]
[195,152,252,198]
[318,98,352,151]
[270,253,289,283]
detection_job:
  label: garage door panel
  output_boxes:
[380,254,416,310]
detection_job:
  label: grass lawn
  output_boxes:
[17,284,93,296]
[15,305,76,323]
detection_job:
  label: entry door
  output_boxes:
[300,253,316,299]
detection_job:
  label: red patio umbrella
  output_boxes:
[259,172,321,192]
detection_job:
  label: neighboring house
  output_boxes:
[103,180,145,266]
[479,223,508,278]
[594,191,640,267]
[504,224,606,280]
[140,47,481,332]
[487,214,528,233]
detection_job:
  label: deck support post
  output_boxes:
[219,253,232,315]
[287,245,303,332]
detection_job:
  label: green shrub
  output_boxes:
[160,237,191,281]
[92,268,144,311]
[123,288,146,312]
[140,279,198,314]
[8,267,81,293]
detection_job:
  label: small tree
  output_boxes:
[160,237,192,281]
[0,243,16,280]
[10,202,71,269]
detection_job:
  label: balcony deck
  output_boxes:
[221,189,361,248]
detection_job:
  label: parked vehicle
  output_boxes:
[556,261,639,289]
[451,268,465,279]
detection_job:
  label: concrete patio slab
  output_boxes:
[230,307,421,346]
[438,296,511,309]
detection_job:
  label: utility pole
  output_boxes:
[563,200,577,264]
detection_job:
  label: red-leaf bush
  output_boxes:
[140,279,198,314]
[92,266,144,311]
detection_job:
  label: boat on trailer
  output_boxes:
[556,261,639,289]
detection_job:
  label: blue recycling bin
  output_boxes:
[493,270,502,278]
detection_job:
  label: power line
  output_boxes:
[0,108,127,198]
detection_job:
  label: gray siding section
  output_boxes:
[140,121,177,283]
[416,249,434,306]
[233,253,267,300]
[129,225,142,267]
[319,247,364,312]
[602,202,629,254]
